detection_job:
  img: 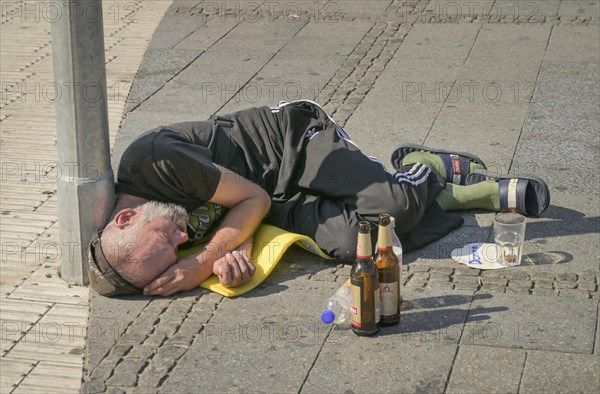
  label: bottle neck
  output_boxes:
[356,231,372,259]
[377,223,393,251]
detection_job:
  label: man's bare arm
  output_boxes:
[143,165,270,296]
[202,165,271,264]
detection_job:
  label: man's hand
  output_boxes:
[213,238,256,287]
[143,256,207,297]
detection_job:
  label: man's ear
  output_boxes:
[113,208,139,228]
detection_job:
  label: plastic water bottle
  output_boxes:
[321,280,352,325]
[390,216,403,264]
[390,216,405,310]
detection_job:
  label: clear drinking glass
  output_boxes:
[493,213,526,266]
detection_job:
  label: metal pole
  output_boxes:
[50,0,114,285]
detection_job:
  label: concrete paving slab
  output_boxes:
[347,22,480,159]
[535,190,599,220]
[406,225,492,269]
[446,344,526,394]
[7,338,85,364]
[163,0,203,15]
[380,58,466,83]
[538,60,600,81]
[430,79,538,106]
[424,0,561,18]
[351,77,534,108]
[535,77,600,99]
[462,212,496,229]
[545,24,600,62]
[220,19,374,113]
[0,357,35,393]
[519,220,600,274]
[520,96,599,143]
[397,287,477,344]
[13,360,83,394]
[7,267,88,306]
[0,299,52,356]
[161,279,337,393]
[520,350,600,393]
[458,24,551,82]
[148,14,210,50]
[124,49,203,112]
[134,82,228,118]
[346,101,443,160]
[494,0,562,17]
[334,0,392,14]
[462,293,598,353]
[394,22,481,60]
[302,333,457,393]
[265,246,335,285]
[137,18,308,115]
[174,13,240,51]
[558,0,600,17]
[424,0,475,14]
[425,102,530,165]
[28,304,88,350]
[508,152,600,216]
[111,109,211,167]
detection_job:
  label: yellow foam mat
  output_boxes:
[177,224,333,297]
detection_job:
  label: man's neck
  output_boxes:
[115,194,148,211]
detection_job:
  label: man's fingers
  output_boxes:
[146,282,180,297]
[144,280,173,296]
[237,249,255,278]
[215,259,232,286]
[233,251,249,277]
[247,258,256,277]
[227,253,242,282]
[144,273,173,293]
[159,286,179,297]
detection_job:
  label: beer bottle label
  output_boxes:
[350,284,362,328]
[380,281,399,316]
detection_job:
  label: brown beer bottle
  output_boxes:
[350,221,380,336]
[376,213,401,326]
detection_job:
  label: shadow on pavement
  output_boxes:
[541,205,587,220]
[374,292,507,338]
[521,251,573,266]
[526,215,599,239]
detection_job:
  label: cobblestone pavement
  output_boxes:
[29,0,597,392]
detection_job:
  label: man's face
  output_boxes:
[131,217,189,286]
[114,201,189,287]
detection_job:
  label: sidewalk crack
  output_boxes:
[296,325,333,394]
[516,351,529,394]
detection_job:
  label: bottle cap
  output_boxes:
[321,309,335,324]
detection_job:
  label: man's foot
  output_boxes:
[391,143,487,185]
[465,170,550,216]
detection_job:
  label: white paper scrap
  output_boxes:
[451,243,506,270]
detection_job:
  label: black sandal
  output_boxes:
[465,169,551,216]
[391,143,487,185]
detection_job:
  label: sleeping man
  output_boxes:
[87,100,549,297]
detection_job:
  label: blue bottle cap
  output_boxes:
[321,309,335,324]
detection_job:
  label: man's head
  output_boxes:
[88,201,189,296]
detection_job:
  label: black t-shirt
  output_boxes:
[116,106,284,210]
